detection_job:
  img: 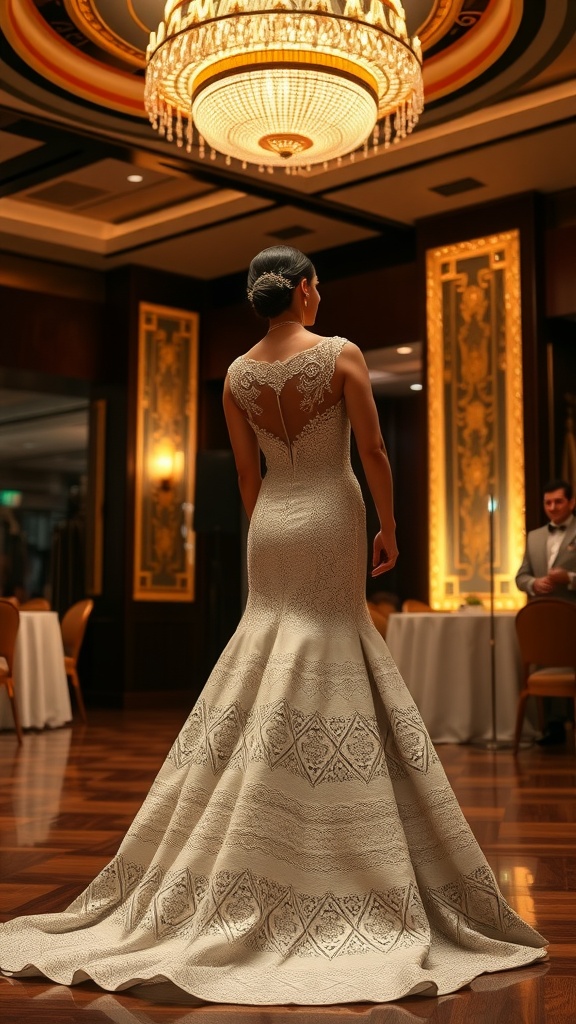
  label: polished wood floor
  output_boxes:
[0,711,575,1024]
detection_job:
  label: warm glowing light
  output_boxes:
[127,174,144,182]
[410,383,423,391]
[397,346,413,354]
[145,1,423,171]
[150,442,185,484]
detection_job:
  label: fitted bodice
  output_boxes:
[228,335,367,630]
[228,336,350,473]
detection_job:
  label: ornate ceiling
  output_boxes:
[0,1,575,282]
[1,0,531,123]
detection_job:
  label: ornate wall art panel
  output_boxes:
[134,303,199,602]
[426,231,525,610]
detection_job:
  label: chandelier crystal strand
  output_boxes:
[145,1,423,170]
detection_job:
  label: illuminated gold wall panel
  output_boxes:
[427,231,525,610]
[134,303,199,601]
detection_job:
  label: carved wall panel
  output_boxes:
[134,303,199,601]
[426,231,525,610]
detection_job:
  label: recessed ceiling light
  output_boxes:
[410,383,423,391]
[397,346,413,355]
[127,174,144,183]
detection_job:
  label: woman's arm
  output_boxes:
[341,344,398,577]
[223,375,262,519]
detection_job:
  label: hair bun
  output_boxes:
[246,245,315,319]
[247,272,291,303]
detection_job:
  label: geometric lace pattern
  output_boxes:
[166,698,440,784]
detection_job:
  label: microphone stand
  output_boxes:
[474,494,512,750]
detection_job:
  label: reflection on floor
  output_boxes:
[1,710,575,1024]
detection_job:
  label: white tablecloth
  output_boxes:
[385,611,523,743]
[0,611,72,731]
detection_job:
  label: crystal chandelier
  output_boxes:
[145,1,423,172]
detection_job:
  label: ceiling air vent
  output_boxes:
[430,177,485,197]
[266,224,313,240]
[26,182,110,207]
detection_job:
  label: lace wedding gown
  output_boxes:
[0,337,546,1003]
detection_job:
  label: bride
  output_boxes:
[0,245,546,1003]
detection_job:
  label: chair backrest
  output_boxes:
[367,602,390,638]
[402,598,432,613]
[61,599,94,660]
[0,599,20,671]
[374,600,398,618]
[20,598,51,611]
[515,598,576,669]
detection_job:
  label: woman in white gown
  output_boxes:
[0,246,546,1003]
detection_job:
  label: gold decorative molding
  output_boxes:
[127,0,152,37]
[427,231,525,610]
[418,0,466,52]
[134,303,199,602]
[63,0,145,67]
[423,0,523,102]
[1,0,145,116]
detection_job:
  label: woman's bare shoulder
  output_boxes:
[336,340,367,366]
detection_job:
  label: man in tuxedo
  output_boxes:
[516,479,576,602]
[516,479,576,743]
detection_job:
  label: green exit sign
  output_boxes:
[0,491,22,508]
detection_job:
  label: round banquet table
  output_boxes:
[0,610,72,731]
[385,610,526,744]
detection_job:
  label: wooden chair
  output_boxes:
[514,598,576,754]
[0,598,23,744]
[20,598,51,611]
[402,598,432,613]
[374,600,398,618]
[61,599,93,723]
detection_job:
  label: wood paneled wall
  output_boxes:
[0,283,104,381]
[0,195,569,702]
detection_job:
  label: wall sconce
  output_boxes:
[149,441,185,492]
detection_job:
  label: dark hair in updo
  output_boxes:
[247,245,316,319]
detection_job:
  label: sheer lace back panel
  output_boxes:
[228,335,369,631]
[228,336,349,467]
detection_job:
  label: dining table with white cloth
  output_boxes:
[385,610,525,743]
[0,610,72,731]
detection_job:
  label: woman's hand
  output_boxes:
[371,530,398,576]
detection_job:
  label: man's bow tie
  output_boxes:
[548,524,567,533]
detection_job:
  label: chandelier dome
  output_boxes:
[145,0,423,171]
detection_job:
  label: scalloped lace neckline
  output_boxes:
[241,336,335,367]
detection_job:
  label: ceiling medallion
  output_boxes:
[145,0,424,173]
